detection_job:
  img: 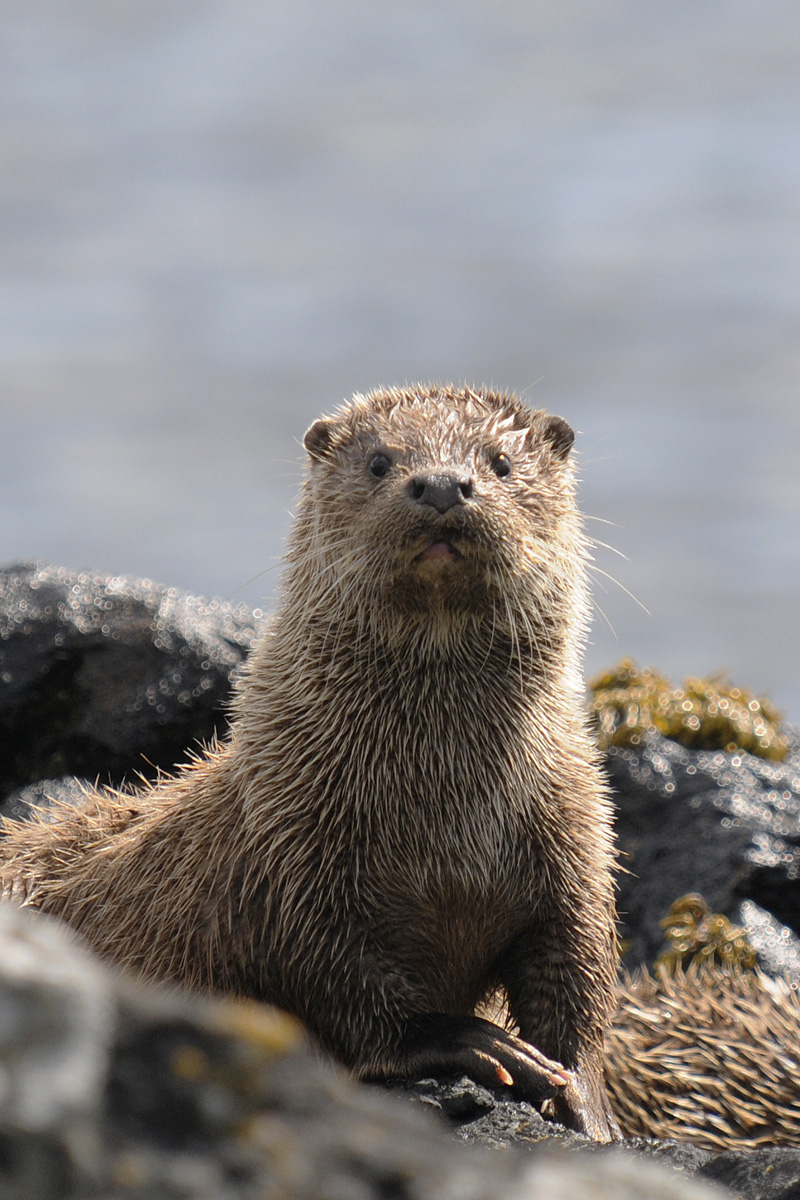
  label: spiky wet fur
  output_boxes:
[0,384,618,1127]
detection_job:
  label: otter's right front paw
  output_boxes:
[381,1013,569,1104]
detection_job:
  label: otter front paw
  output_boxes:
[383,1014,569,1105]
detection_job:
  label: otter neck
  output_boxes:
[242,590,578,781]
[277,583,572,696]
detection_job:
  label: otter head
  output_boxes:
[296,385,583,633]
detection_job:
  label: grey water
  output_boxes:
[2,1,799,716]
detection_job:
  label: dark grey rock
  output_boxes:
[699,1147,800,1199]
[0,902,113,1198]
[508,1150,733,1200]
[0,562,263,803]
[735,900,800,982]
[623,1138,716,1175]
[0,901,739,1200]
[388,1079,800,1200]
[613,1138,800,1200]
[610,729,800,964]
[389,1076,584,1151]
[0,902,520,1199]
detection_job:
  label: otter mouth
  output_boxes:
[415,540,461,564]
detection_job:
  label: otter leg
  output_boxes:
[367,1013,569,1104]
[500,928,622,1142]
[547,1046,621,1142]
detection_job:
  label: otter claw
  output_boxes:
[393,1014,569,1105]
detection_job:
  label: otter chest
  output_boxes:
[362,800,541,988]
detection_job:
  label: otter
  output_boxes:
[0,384,620,1142]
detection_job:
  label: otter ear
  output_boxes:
[303,419,335,462]
[540,414,574,460]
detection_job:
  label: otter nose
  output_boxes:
[408,471,473,514]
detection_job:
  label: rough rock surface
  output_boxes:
[0,901,514,1200]
[735,899,800,980]
[0,562,263,801]
[609,730,800,966]
[398,1079,800,1199]
[0,901,743,1200]
[507,1152,733,1200]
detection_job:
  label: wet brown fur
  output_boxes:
[0,384,619,1137]
[606,965,800,1150]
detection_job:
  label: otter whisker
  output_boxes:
[586,565,650,615]
[586,537,630,561]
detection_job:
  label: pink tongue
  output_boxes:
[420,541,455,561]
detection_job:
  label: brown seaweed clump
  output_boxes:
[605,896,799,1149]
[655,894,757,973]
[605,963,800,1149]
[590,659,788,761]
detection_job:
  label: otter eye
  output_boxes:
[369,453,392,479]
[491,453,512,479]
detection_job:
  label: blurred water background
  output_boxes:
[2,1,799,715]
